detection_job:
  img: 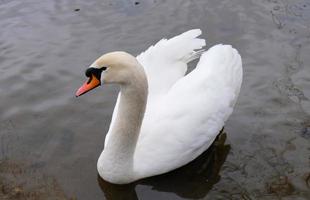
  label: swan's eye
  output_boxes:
[101,67,107,71]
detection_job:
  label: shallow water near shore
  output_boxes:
[0,0,310,199]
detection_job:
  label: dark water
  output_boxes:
[0,0,310,199]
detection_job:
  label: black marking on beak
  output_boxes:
[85,67,104,81]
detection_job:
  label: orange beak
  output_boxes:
[75,74,101,97]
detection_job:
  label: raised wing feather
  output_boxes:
[134,44,243,178]
[136,29,206,96]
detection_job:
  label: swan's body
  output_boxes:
[76,29,242,184]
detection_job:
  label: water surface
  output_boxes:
[0,0,310,199]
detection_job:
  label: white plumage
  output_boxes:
[79,29,242,184]
[134,30,242,178]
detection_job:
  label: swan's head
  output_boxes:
[75,51,144,97]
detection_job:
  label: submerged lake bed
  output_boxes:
[0,0,310,199]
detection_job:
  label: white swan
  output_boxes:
[75,29,242,184]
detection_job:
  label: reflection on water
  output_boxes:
[98,132,230,200]
[1,0,310,199]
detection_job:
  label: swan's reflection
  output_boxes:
[97,131,230,200]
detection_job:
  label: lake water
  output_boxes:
[0,0,310,199]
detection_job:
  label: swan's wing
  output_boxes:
[136,29,206,97]
[104,30,205,147]
[134,45,242,178]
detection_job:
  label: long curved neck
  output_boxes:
[106,82,147,158]
[98,64,148,182]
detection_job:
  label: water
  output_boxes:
[0,0,310,199]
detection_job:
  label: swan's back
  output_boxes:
[134,42,242,178]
